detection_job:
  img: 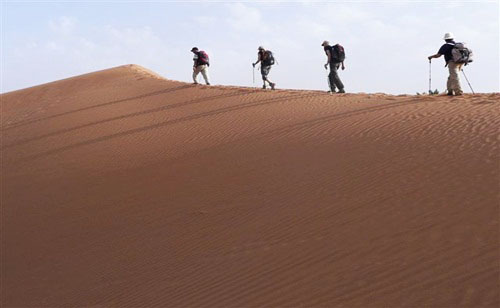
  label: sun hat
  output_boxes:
[443,33,454,40]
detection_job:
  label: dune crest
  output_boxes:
[2,65,499,307]
[126,64,168,80]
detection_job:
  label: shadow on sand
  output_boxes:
[18,94,421,162]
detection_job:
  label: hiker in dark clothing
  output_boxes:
[253,46,276,90]
[322,40,345,93]
[428,33,463,95]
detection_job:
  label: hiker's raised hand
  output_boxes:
[341,64,345,70]
[252,63,256,67]
[427,56,432,61]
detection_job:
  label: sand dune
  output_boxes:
[2,64,499,307]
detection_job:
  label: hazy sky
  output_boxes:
[2,0,499,94]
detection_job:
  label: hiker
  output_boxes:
[428,33,463,95]
[322,40,345,93]
[253,46,276,90]
[191,47,210,85]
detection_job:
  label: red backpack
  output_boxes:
[197,51,210,66]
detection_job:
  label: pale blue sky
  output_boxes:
[2,0,499,94]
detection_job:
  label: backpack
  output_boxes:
[451,43,473,65]
[263,50,275,66]
[330,44,345,63]
[198,51,210,66]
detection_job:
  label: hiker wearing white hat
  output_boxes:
[322,40,346,93]
[253,46,276,90]
[443,32,454,40]
[428,33,464,95]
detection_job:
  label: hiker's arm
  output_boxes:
[428,53,442,61]
[341,61,345,70]
[253,53,262,67]
[324,50,331,68]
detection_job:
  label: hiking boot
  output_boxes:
[455,90,463,95]
[270,83,276,90]
[447,90,454,96]
[262,85,266,89]
[206,83,211,85]
[193,82,199,85]
[338,89,346,93]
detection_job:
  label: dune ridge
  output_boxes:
[2,64,499,307]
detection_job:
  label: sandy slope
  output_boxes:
[2,64,499,307]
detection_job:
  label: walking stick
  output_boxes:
[461,68,475,94]
[428,59,432,94]
[252,65,255,86]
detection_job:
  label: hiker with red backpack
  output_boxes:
[322,40,346,93]
[253,46,276,90]
[428,33,473,96]
[191,47,210,85]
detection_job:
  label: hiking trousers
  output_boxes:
[329,62,344,92]
[447,61,463,94]
[193,65,210,85]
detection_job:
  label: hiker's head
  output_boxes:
[258,46,265,52]
[191,47,199,53]
[321,40,330,47]
[443,33,454,41]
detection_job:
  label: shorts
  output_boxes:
[261,65,271,80]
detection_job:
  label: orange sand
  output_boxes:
[2,64,499,307]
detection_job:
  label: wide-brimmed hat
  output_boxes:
[321,40,330,46]
[191,47,199,52]
[443,33,454,40]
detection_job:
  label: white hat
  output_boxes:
[321,40,330,46]
[443,32,454,40]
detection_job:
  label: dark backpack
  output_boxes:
[197,51,210,66]
[263,50,275,66]
[330,44,345,63]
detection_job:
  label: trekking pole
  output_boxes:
[461,68,475,94]
[325,66,332,92]
[428,59,432,94]
[258,65,261,88]
[252,64,255,86]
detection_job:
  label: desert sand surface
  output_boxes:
[2,64,499,307]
